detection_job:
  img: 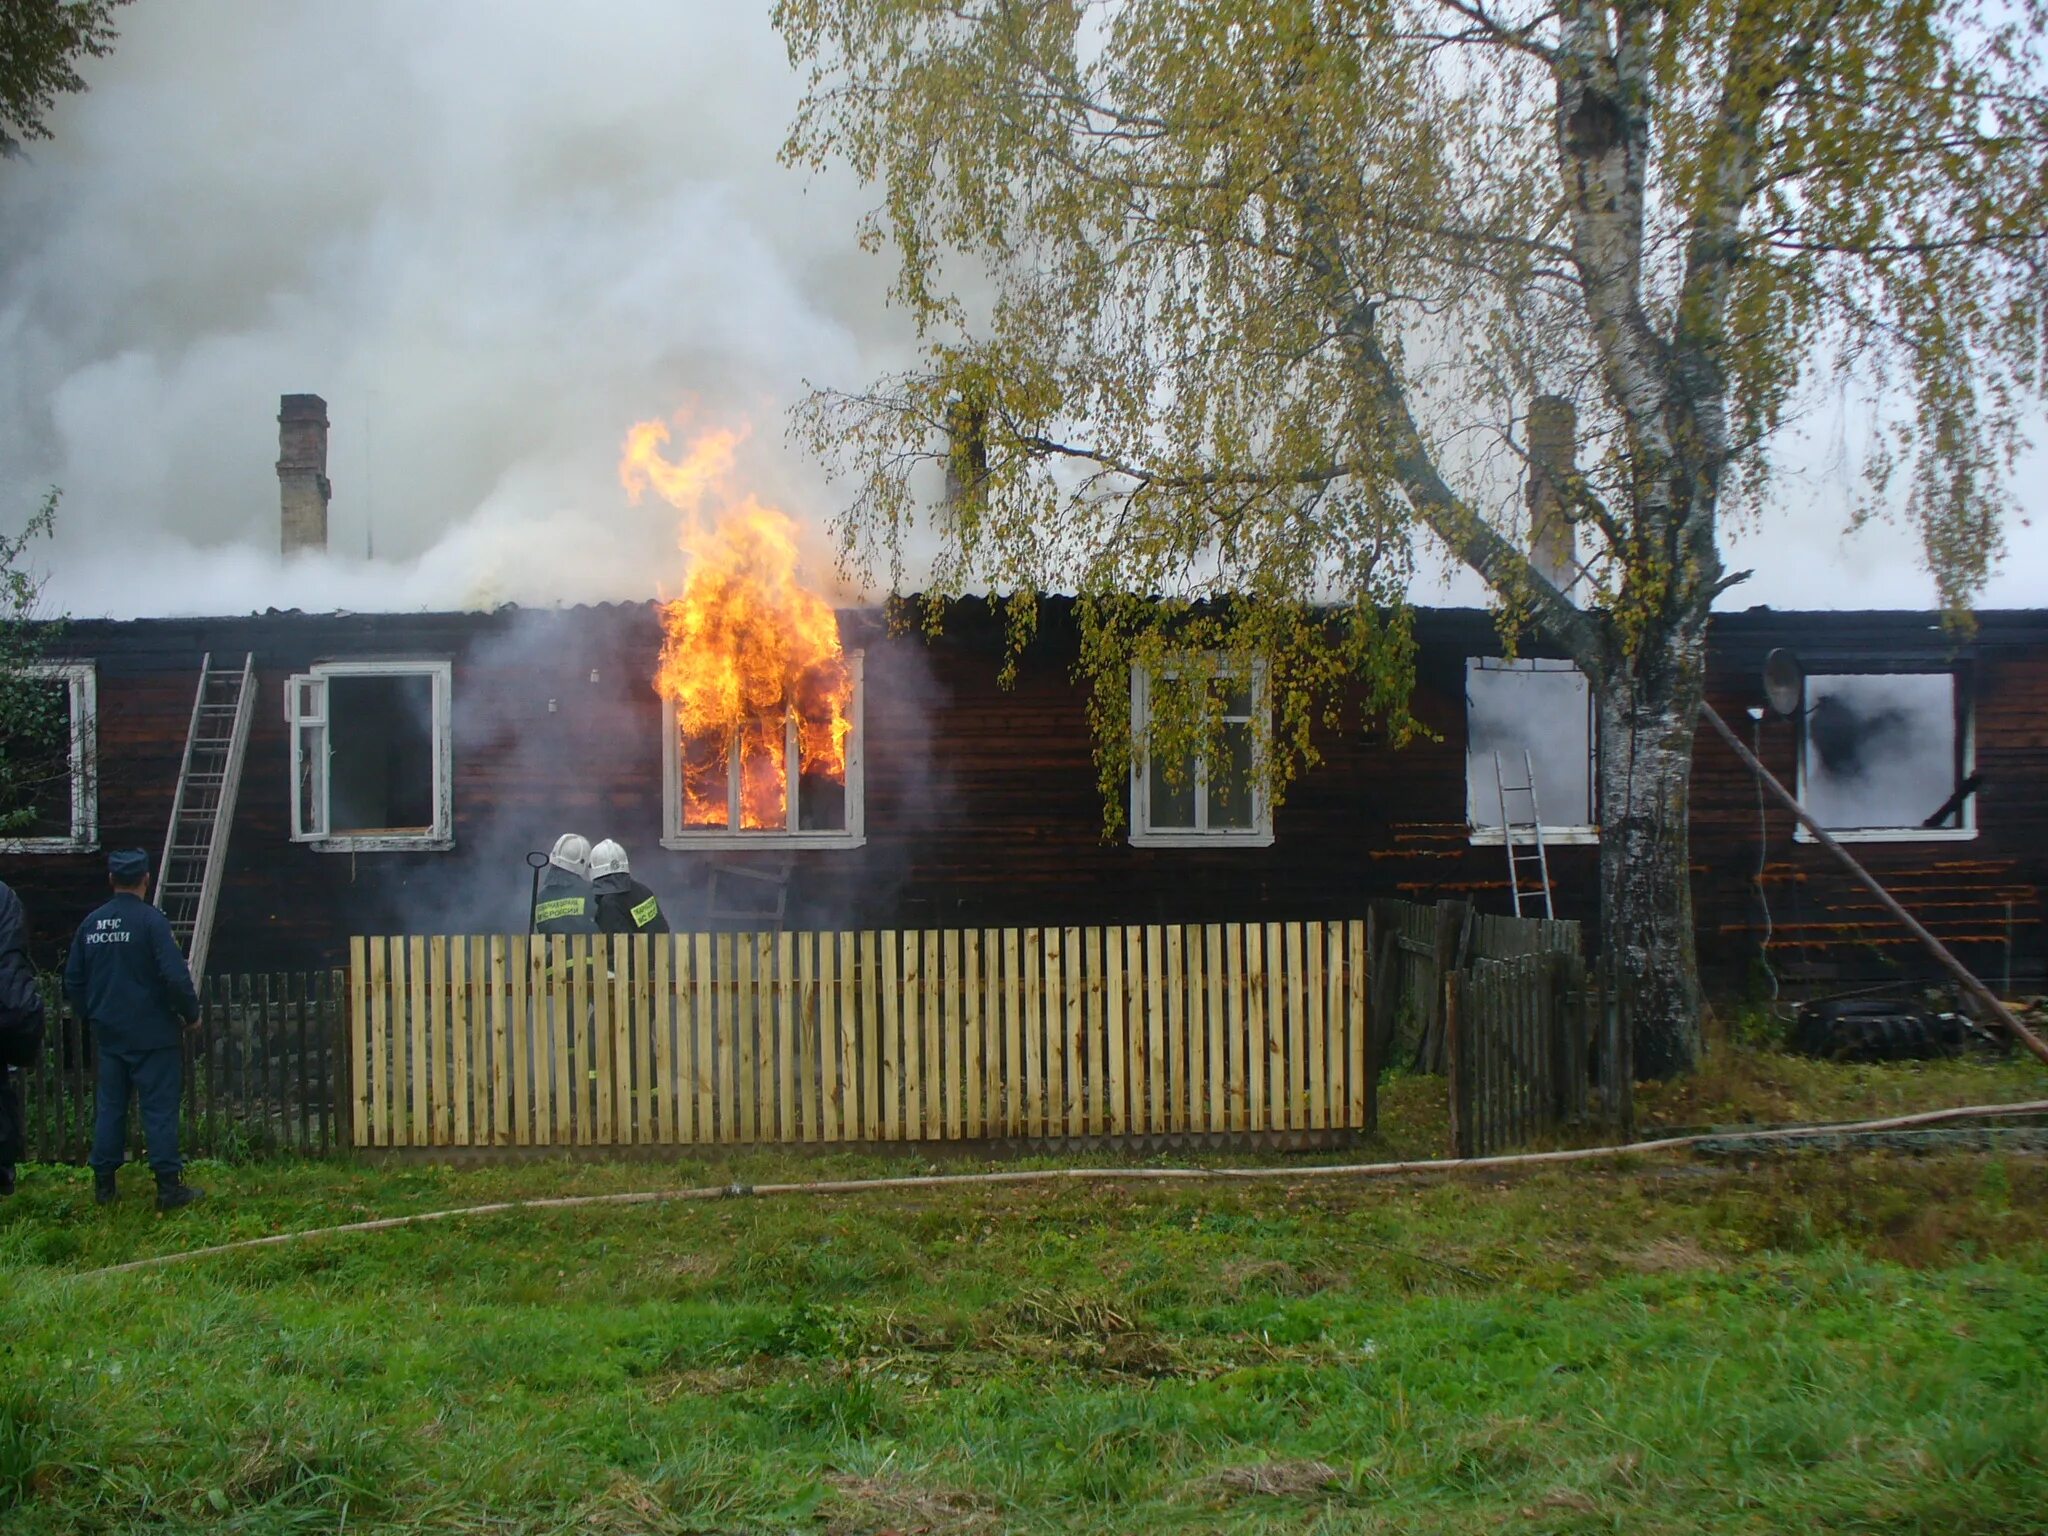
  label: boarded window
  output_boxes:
[1800,672,1969,837]
[1465,658,1595,831]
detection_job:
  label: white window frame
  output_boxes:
[285,660,454,852]
[1128,657,1274,848]
[0,661,98,853]
[1794,667,1976,845]
[660,650,866,850]
[1465,656,1600,847]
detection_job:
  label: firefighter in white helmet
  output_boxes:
[533,833,599,935]
[590,839,670,935]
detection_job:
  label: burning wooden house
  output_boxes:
[4,398,2044,996]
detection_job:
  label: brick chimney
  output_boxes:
[1526,394,1577,596]
[277,393,331,556]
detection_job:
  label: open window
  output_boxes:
[0,661,97,852]
[286,661,453,850]
[1796,669,1974,842]
[661,651,865,848]
[1465,658,1597,844]
[1129,659,1273,847]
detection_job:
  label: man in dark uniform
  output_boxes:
[533,833,600,937]
[0,876,46,1197]
[64,849,206,1212]
[590,839,670,935]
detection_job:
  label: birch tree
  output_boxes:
[775,0,2048,1075]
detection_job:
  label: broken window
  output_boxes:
[1798,671,1973,840]
[286,661,453,849]
[661,652,865,847]
[1465,658,1596,838]
[1129,659,1273,846]
[0,661,97,852]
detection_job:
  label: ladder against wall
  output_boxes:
[157,653,256,983]
[1493,748,1555,920]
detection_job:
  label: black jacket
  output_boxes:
[533,868,600,935]
[0,880,44,1166]
[593,873,670,935]
[63,892,200,1053]
[0,879,43,1052]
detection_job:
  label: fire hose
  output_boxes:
[62,1096,2048,1282]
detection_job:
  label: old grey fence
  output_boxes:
[16,971,348,1164]
[1445,952,1633,1156]
[1367,898,1581,1073]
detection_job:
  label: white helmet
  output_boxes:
[548,833,591,881]
[590,839,630,881]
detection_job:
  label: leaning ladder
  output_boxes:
[156,652,257,984]
[1494,747,1555,920]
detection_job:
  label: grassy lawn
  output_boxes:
[1,1049,2043,1534]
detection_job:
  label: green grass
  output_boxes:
[1,1047,2043,1534]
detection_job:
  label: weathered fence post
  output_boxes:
[1445,969,1470,1157]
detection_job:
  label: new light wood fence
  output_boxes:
[348,922,1371,1150]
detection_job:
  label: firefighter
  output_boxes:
[533,833,600,936]
[63,849,206,1212]
[590,839,670,935]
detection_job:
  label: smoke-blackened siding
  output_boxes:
[3,602,2042,990]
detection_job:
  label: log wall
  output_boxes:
[4,601,2042,991]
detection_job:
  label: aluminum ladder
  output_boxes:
[1494,747,1555,919]
[156,652,256,983]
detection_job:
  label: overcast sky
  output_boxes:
[1,1,2040,619]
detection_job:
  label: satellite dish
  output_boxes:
[1762,648,1804,717]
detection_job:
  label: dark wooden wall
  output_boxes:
[3,602,2041,993]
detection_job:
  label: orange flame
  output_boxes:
[625,414,852,832]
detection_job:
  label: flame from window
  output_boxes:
[622,414,852,831]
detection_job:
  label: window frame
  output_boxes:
[0,660,98,853]
[1127,657,1275,849]
[659,649,866,850]
[285,659,455,852]
[1464,656,1600,847]
[1793,665,1976,845]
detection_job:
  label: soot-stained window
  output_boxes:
[0,661,97,852]
[1129,659,1273,846]
[1465,658,1596,838]
[1798,671,1972,840]
[286,661,453,850]
[660,652,865,848]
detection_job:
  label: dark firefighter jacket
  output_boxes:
[62,892,200,1053]
[593,873,671,935]
[533,868,600,936]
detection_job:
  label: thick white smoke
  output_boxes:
[0,1,909,617]
[0,1,2040,619]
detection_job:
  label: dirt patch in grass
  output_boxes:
[1218,1257,1348,1297]
[1210,1459,1344,1499]
[822,1471,996,1534]
[1618,1236,1728,1274]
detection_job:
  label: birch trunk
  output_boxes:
[1596,627,1707,1079]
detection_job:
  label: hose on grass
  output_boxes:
[65,1097,2048,1282]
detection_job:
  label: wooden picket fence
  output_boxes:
[1445,952,1632,1157]
[17,971,348,1164]
[1370,898,1581,1073]
[349,922,1372,1150]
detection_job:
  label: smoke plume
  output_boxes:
[0,1,911,618]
